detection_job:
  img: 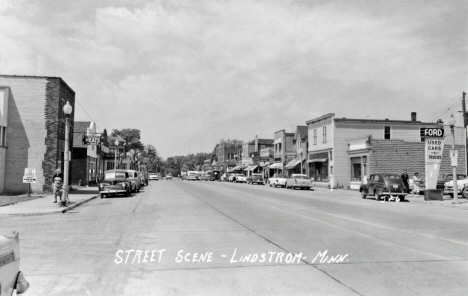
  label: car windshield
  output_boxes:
[276,174,288,178]
[384,175,401,180]
[293,175,308,179]
[105,172,126,179]
[149,174,157,176]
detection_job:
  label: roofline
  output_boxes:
[275,129,285,133]
[0,75,76,94]
[306,113,335,124]
[334,118,438,125]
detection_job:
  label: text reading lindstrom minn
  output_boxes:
[114,249,348,265]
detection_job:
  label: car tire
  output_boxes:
[361,191,366,199]
[462,189,468,198]
[269,182,272,187]
[100,193,105,198]
[449,193,454,198]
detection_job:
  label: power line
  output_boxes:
[418,97,461,121]
[74,98,102,132]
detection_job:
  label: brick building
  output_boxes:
[306,113,466,189]
[270,130,295,174]
[285,126,308,176]
[215,143,241,173]
[71,121,100,186]
[0,75,75,193]
[242,136,274,176]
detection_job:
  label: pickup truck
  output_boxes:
[360,173,407,201]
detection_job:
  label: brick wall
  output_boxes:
[0,76,75,194]
[369,139,466,178]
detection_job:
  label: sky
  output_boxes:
[0,0,467,158]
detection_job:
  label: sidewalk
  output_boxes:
[312,186,468,210]
[0,187,99,215]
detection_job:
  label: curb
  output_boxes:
[61,195,99,213]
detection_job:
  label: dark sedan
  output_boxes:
[99,170,132,198]
[360,173,407,202]
[246,173,265,185]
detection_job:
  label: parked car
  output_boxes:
[148,173,159,181]
[126,170,142,193]
[0,232,29,295]
[444,175,468,198]
[99,170,132,198]
[360,173,408,201]
[246,173,265,185]
[285,174,313,190]
[437,174,466,191]
[221,173,228,182]
[268,174,288,188]
[235,174,247,183]
[187,171,198,181]
[166,174,172,180]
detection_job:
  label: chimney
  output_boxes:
[411,112,417,122]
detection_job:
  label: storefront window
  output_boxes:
[309,162,329,181]
[351,157,362,181]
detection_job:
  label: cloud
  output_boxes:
[0,0,466,157]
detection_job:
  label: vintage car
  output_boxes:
[360,173,408,201]
[444,175,468,198]
[99,170,132,198]
[126,170,142,193]
[228,174,237,182]
[268,174,289,188]
[0,232,29,295]
[246,173,265,185]
[148,173,159,181]
[187,171,198,181]
[285,174,313,190]
[437,174,466,191]
[166,174,173,180]
[235,174,247,183]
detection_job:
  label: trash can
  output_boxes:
[424,189,443,201]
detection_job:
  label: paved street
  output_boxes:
[2,179,468,295]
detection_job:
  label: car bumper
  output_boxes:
[444,187,462,194]
[382,191,408,196]
[100,189,126,194]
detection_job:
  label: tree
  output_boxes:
[111,128,145,151]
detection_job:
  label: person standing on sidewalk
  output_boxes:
[52,169,63,203]
[401,170,410,194]
[412,172,421,196]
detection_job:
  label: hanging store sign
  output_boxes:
[82,135,101,145]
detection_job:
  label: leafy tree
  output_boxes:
[111,128,144,151]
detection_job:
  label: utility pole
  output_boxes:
[462,92,467,127]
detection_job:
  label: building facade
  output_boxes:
[215,143,241,173]
[270,130,295,174]
[285,126,308,176]
[71,121,100,186]
[306,113,466,189]
[0,75,75,193]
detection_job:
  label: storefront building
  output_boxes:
[307,113,467,189]
[0,75,75,194]
[71,121,101,186]
[285,126,308,176]
[271,130,295,175]
[215,143,240,174]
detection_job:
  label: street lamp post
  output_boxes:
[448,114,459,204]
[62,100,73,206]
[114,140,119,169]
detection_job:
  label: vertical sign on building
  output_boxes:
[421,128,445,189]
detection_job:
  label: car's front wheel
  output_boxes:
[361,190,366,199]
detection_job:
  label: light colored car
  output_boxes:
[126,170,142,193]
[444,176,468,198]
[228,174,236,182]
[285,174,313,190]
[166,174,172,180]
[0,232,30,295]
[99,170,132,198]
[148,173,159,181]
[269,174,288,188]
[187,172,198,181]
[235,174,247,183]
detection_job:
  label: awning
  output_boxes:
[285,158,301,169]
[247,165,258,171]
[244,166,252,171]
[269,163,283,169]
[273,138,282,145]
[307,158,328,163]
